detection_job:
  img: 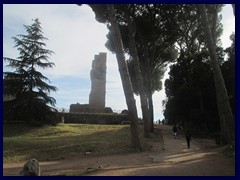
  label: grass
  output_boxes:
[3,123,150,163]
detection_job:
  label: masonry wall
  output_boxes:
[89,52,107,112]
[61,113,128,125]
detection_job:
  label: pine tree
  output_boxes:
[3,18,58,125]
[198,4,234,145]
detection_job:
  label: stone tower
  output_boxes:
[89,52,107,112]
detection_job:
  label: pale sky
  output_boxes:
[3,4,235,121]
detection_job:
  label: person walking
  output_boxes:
[173,125,178,139]
[185,130,192,148]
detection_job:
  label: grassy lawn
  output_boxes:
[3,123,150,163]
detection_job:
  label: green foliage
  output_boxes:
[163,5,226,134]
[105,4,179,95]
[3,18,58,125]
[164,34,234,136]
[164,52,220,133]
[88,4,108,23]
[3,124,150,163]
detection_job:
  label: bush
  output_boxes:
[3,100,59,126]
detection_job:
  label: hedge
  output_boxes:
[60,112,129,125]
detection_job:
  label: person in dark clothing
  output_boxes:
[185,130,192,148]
[173,125,178,139]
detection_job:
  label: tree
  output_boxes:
[105,4,178,133]
[88,4,142,150]
[3,18,58,125]
[103,5,151,136]
[164,50,220,134]
[132,5,178,132]
[163,4,225,135]
[222,33,235,114]
[197,4,234,145]
[232,4,235,16]
[126,8,151,137]
[107,4,142,150]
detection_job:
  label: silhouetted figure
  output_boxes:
[178,124,183,138]
[173,125,178,139]
[185,130,192,148]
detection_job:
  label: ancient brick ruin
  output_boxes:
[89,52,107,112]
[70,52,107,113]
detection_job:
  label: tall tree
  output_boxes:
[222,33,235,115]
[103,5,151,136]
[108,4,152,137]
[133,5,178,131]
[126,8,151,137]
[3,18,58,125]
[87,4,142,150]
[105,4,178,132]
[232,4,235,16]
[197,4,234,145]
[164,49,221,133]
[163,4,226,135]
[107,4,142,150]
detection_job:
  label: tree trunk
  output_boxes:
[138,33,154,132]
[198,90,204,112]
[126,15,151,138]
[232,4,235,16]
[147,91,154,132]
[211,5,218,44]
[107,4,142,150]
[144,47,154,132]
[198,4,235,145]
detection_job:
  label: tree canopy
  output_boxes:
[164,5,234,142]
[3,18,58,125]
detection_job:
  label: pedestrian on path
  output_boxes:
[185,130,192,148]
[173,125,178,139]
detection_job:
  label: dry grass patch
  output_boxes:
[3,123,150,163]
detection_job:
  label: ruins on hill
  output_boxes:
[89,52,107,112]
[70,52,107,113]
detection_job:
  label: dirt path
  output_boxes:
[3,125,235,176]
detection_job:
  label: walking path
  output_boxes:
[3,125,235,176]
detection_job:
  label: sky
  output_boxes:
[3,4,235,122]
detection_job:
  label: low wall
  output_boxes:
[60,112,128,125]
